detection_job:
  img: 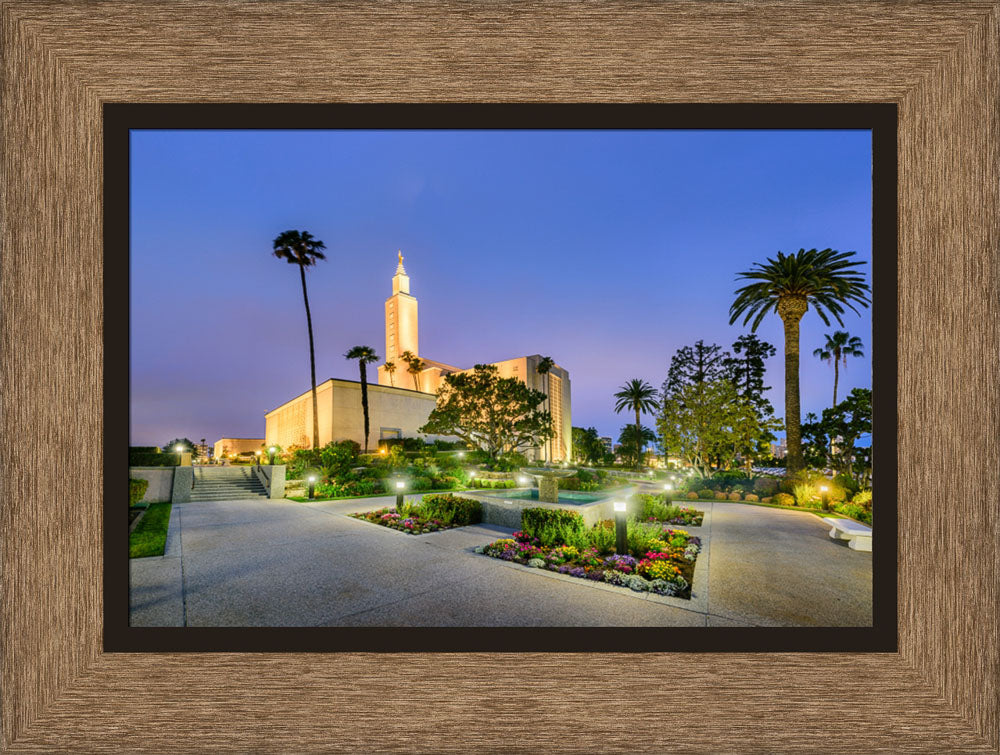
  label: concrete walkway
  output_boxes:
[129,496,872,627]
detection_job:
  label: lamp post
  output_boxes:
[613,501,628,555]
[458,451,465,459]
[308,475,316,499]
[663,483,673,499]
[820,484,830,511]
[395,480,405,510]
[255,450,261,468]
[268,446,276,465]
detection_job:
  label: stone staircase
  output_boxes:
[190,466,269,501]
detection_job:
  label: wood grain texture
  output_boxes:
[2,1,997,751]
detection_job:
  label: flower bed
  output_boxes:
[350,493,482,535]
[636,493,704,527]
[476,518,702,599]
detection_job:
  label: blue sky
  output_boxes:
[130,129,872,446]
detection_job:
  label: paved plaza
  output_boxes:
[129,496,873,627]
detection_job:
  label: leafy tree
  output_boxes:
[730,397,783,477]
[383,360,396,387]
[345,345,380,453]
[663,340,729,397]
[813,330,865,408]
[419,364,554,463]
[536,356,555,460]
[273,229,327,448]
[723,334,776,414]
[162,438,196,455]
[613,378,659,469]
[729,248,871,473]
[617,424,657,468]
[658,380,775,477]
[572,426,604,465]
[800,388,872,484]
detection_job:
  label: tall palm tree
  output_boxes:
[729,248,870,473]
[813,331,864,407]
[613,379,659,469]
[535,356,555,461]
[273,230,327,449]
[401,350,425,391]
[383,360,396,388]
[345,345,380,453]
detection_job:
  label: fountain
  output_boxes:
[520,466,577,503]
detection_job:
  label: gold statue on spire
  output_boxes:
[398,249,404,265]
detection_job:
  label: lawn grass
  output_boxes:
[129,502,172,558]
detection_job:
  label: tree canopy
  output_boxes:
[419,364,554,462]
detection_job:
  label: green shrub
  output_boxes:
[129,446,159,454]
[852,489,873,508]
[833,502,872,525]
[411,476,433,491]
[744,493,759,502]
[761,496,773,503]
[418,494,483,526]
[773,492,795,506]
[753,477,779,496]
[686,491,699,500]
[588,521,617,555]
[492,452,529,472]
[714,491,728,500]
[129,478,149,507]
[626,518,669,557]
[792,483,818,506]
[727,491,742,501]
[697,488,715,499]
[637,493,681,522]
[128,451,179,467]
[833,473,860,498]
[521,507,585,540]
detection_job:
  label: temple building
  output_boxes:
[265,252,571,460]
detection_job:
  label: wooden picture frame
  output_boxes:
[3,2,997,751]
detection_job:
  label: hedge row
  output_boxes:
[129,452,179,467]
[129,478,149,507]
[520,507,585,540]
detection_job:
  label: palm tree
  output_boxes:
[273,230,327,449]
[401,350,425,391]
[535,356,555,461]
[383,360,396,388]
[729,248,870,473]
[613,379,659,469]
[813,331,864,407]
[345,345,380,453]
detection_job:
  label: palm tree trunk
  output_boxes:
[360,362,370,454]
[300,264,320,449]
[779,305,806,474]
[833,358,840,407]
[635,407,642,470]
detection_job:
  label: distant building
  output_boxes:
[266,252,572,460]
[214,438,264,460]
[600,436,613,455]
[770,437,787,458]
[193,442,212,461]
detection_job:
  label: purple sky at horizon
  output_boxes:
[130,129,873,447]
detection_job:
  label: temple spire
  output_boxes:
[396,249,406,275]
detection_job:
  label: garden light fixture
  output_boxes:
[613,501,628,554]
[307,475,316,499]
[268,446,277,464]
[395,480,405,509]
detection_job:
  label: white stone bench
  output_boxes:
[822,517,872,552]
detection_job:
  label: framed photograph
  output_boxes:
[4,3,997,752]
[109,103,894,656]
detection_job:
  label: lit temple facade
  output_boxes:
[266,253,571,460]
